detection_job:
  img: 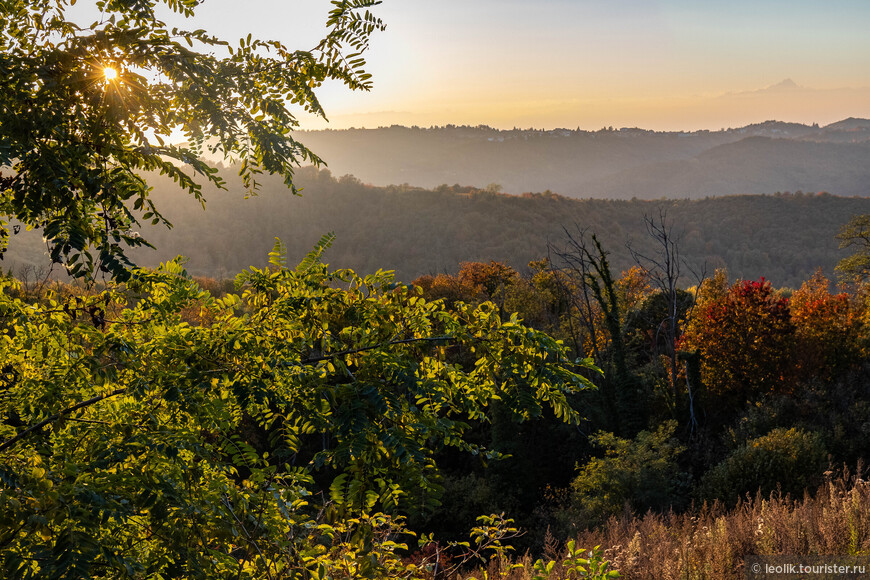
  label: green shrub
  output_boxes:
[700,427,827,503]
[570,421,686,525]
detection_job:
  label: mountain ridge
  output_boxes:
[293,118,870,198]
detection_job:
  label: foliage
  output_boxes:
[0,0,384,279]
[616,266,653,315]
[456,261,518,307]
[790,270,861,381]
[570,421,686,525]
[699,428,827,503]
[531,542,620,580]
[679,278,794,406]
[836,214,870,283]
[624,288,693,363]
[692,268,730,311]
[0,247,595,578]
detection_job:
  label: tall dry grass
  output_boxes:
[462,467,870,580]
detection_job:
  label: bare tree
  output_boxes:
[546,227,603,361]
[628,209,706,434]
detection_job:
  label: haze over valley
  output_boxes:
[296,116,870,198]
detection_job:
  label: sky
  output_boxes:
[73,0,870,131]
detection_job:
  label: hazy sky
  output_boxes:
[76,0,870,130]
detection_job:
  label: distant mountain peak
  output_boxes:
[719,79,806,98]
[770,78,800,90]
[756,79,806,93]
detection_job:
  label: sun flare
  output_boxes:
[103,67,118,81]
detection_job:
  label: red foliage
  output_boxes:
[680,278,795,403]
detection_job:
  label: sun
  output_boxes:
[103,67,119,81]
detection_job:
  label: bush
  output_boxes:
[700,428,827,503]
[570,421,687,525]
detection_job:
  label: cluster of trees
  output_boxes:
[0,238,608,577]
[399,223,870,545]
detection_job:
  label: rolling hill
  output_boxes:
[294,119,870,199]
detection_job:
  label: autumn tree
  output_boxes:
[680,278,795,408]
[457,260,519,314]
[790,270,861,382]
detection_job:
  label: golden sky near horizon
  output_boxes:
[71,0,870,131]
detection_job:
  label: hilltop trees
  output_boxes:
[0,0,384,279]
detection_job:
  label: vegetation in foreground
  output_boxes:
[461,469,870,580]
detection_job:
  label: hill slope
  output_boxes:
[294,120,870,198]
[6,166,866,288]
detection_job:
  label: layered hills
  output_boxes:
[295,119,870,198]
[7,119,870,288]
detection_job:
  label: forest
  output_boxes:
[3,0,870,578]
[8,164,870,289]
[6,215,870,578]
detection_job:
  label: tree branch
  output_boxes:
[0,388,127,453]
[299,335,453,364]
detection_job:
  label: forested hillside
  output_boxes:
[6,166,857,289]
[294,119,870,198]
[7,165,864,288]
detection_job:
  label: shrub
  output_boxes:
[570,421,686,525]
[700,428,827,503]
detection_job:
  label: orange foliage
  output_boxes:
[414,261,518,311]
[456,261,518,301]
[617,266,654,313]
[412,273,471,307]
[790,270,861,381]
[680,278,795,402]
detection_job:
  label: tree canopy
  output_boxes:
[0,0,384,279]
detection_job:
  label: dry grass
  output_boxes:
[461,467,870,580]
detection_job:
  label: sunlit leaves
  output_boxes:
[0,254,593,577]
[679,277,794,403]
[0,0,384,279]
[790,270,862,381]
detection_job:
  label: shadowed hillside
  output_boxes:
[6,164,867,288]
[294,120,870,198]
[5,166,862,289]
